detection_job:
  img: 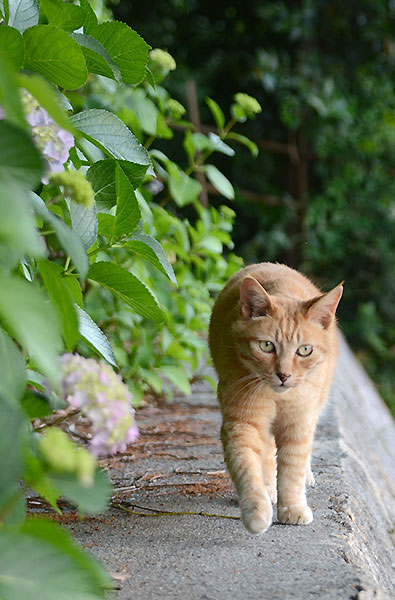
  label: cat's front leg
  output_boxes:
[275,430,315,525]
[221,421,273,534]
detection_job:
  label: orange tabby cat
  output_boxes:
[209,262,343,534]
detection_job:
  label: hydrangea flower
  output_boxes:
[60,354,139,457]
[21,91,74,183]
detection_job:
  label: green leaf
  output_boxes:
[90,20,150,85]
[79,0,98,35]
[23,25,88,90]
[0,486,26,525]
[30,193,89,279]
[75,305,117,367]
[113,164,141,240]
[72,32,120,81]
[71,109,152,167]
[87,159,148,211]
[88,261,164,323]
[0,524,108,600]
[5,0,39,32]
[50,468,112,515]
[206,97,225,130]
[0,328,26,406]
[0,50,26,129]
[205,164,235,200]
[0,25,24,69]
[68,201,98,251]
[0,120,44,187]
[168,164,202,207]
[96,213,114,238]
[196,234,223,254]
[0,275,62,384]
[0,180,43,269]
[207,132,235,157]
[124,89,158,135]
[39,0,84,31]
[126,232,177,284]
[21,389,51,419]
[38,259,79,352]
[160,365,191,395]
[19,73,76,134]
[20,517,111,589]
[227,131,259,157]
[0,398,26,493]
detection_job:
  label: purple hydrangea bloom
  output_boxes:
[60,354,139,457]
[0,90,74,184]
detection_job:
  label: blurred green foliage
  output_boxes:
[115,0,395,413]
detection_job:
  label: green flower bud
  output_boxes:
[50,170,94,208]
[233,93,262,118]
[149,49,176,72]
[167,98,186,119]
[39,427,96,486]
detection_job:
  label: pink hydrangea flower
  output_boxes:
[60,354,139,457]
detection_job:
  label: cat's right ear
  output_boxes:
[240,276,273,320]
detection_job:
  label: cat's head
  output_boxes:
[232,276,343,393]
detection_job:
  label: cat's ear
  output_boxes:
[304,283,343,329]
[240,276,273,320]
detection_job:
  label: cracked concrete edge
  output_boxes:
[329,335,395,597]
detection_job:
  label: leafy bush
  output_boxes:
[0,0,258,595]
[121,0,395,414]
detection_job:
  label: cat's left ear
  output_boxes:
[304,283,343,329]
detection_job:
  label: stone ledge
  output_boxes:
[327,335,395,597]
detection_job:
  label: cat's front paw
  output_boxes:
[277,503,313,525]
[240,498,273,534]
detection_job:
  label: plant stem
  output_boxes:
[111,501,240,521]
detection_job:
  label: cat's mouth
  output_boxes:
[271,383,296,394]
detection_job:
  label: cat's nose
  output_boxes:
[277,372,291,384]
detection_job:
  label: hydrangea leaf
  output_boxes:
[0,524,109,600]
[38,260,79,352]
[87,159,148,211]
[88,261,164,323]
[0,275,62,386]
[0,25,24,69]
[126,233,177,284]
[19,73,76,134]
[30,193,89,279]
[205,164,235,200]
[3,0,39,32]
[72,33,121,81]
[23,25,88,90]
[89,21,150,85]
[0,328,26,406]
[75,305,117,367]
[0,121,44,188]
[71,109,152,168]
[113,164,141,240]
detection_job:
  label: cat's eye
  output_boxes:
[259,340,275,353]
[297,344,313,357]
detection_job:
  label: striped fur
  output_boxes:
[209,263,342,534]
